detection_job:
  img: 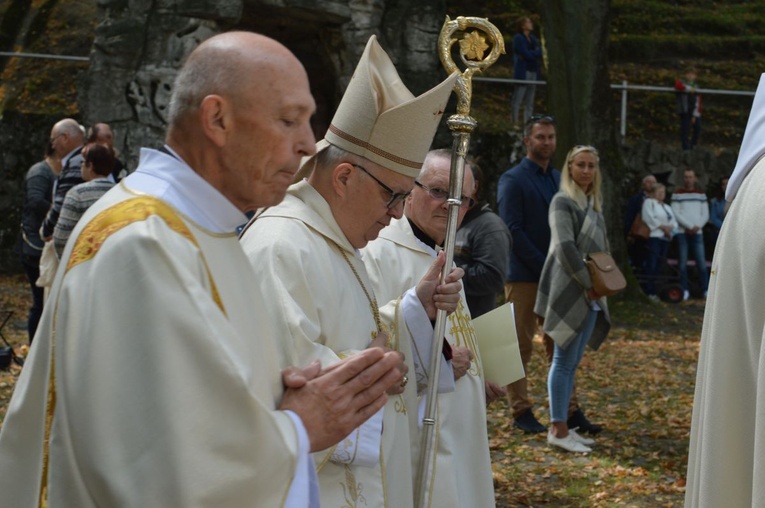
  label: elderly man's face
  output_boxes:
[95,124,114,146]
[341,161,414,249]
[221,54,317,211]
[405,155,474,245]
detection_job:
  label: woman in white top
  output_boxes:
[641,183,678,299]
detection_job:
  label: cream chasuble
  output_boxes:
[0,149,313,507]
[362,217,496,508]
[685,157,765,508]
[240,180,416,508]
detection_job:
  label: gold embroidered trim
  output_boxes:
[380,438,388,508]
[315,444,338,474]
[38,196,227,507]
[120,180,238,239]
[328,124,422,169]
[329,240,382,333]
[447,300,482,377]
[67,196,226,314]
[38,321,57,508]
[341,463,365,507]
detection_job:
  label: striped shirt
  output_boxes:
[53,178,115,257]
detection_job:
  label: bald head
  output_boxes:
[87,123,114,146]
[164,31,316,212]
[167,31,309,127]
[50,118,84,158]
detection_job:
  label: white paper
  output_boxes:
[471,302,525,386]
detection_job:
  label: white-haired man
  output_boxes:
[40,118,85,240]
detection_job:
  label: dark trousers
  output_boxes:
[20,253,44,344]
[645,237,670,296]
[627,237,649,273]
[679,113,701,150]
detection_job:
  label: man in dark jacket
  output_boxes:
[16,143,60,342]
[455,160,511,319]
[497,115,601,435]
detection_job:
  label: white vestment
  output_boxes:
[685,157,765,507]
[241,180,444,508]
[361,217,496,508]
[0,148,315,508]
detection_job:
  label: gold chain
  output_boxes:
[331,240,382,333]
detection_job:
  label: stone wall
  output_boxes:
[80,0,448,170]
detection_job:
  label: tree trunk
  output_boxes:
[539,0,639,296]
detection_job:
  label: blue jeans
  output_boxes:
[512,71,537,125]
[676,232,708,293]
[548,309,598,423]
[645,237,670,296]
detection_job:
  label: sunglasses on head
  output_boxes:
[525,114,555,126]
[574,144,599,154]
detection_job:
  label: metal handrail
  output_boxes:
[0,51,89,62]
[473,76,755,96]
[473,76,755,141]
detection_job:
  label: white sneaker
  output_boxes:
[569,427,595,445]
[683,290,690,301]
[648,294,660,303]
[547,431,592,453]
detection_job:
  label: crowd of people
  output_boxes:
[2,21,753,508]
[16,120,124,342]
[625,166,727,302]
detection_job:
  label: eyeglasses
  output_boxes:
[353,164,411,210]
[49,133,64,143]
[414,181,475,208]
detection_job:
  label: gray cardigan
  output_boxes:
[53,178,115,257]
[534,192,611,350]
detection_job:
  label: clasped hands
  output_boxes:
[280,347,403,453]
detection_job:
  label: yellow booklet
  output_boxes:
[472,302,525,386]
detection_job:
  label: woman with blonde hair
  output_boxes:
[535,145,612,453]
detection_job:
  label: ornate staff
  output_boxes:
[415,16,504,508]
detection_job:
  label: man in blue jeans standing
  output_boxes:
[671,168,709,300]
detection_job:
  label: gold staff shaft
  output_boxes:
[415,16,504,508]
